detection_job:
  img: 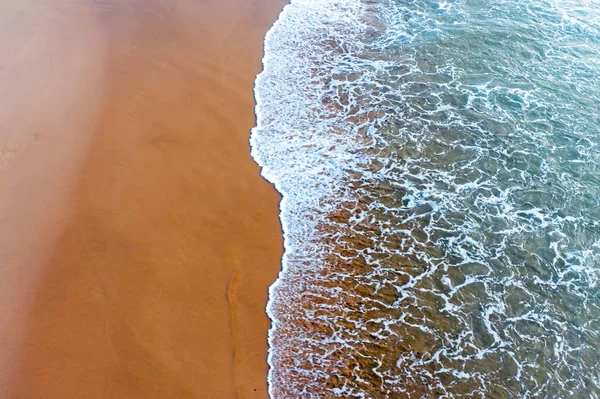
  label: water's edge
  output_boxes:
[250,3,293,397]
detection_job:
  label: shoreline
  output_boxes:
[0,1,285,397]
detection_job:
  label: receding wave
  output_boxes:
[252,0,600,397]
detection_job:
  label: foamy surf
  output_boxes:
[252,0,600,397]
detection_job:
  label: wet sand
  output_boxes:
[0,0,285,397]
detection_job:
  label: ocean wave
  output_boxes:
[252,0,600,397]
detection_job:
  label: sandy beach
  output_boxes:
[0,0,284,397]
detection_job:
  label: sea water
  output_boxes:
[251,0,600,397]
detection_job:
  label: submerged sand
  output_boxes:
[0,0,284,397]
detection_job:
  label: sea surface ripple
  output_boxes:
[252,0,600,397]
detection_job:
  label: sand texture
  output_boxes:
[0,0,285,397]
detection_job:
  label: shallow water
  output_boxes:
[252,0,600,397]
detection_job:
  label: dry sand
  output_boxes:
[0,0,285,397]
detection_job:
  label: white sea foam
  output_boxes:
[252,0,600,397]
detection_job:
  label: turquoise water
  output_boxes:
[252,0,600,397]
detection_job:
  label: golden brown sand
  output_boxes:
[0,0,285,397]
